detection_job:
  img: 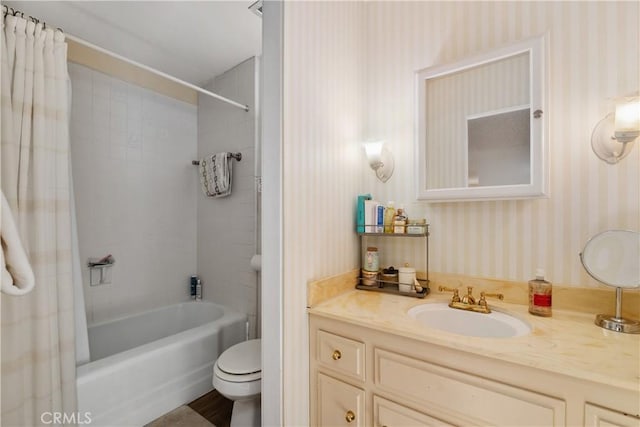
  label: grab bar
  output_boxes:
[191,152,242,165]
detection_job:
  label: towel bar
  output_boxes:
[192,152,242,165]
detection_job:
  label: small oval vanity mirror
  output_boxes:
[580,230,640,288]
[580,230,640,334]
[415,35,548,201]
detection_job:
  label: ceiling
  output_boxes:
[3,1,262,86]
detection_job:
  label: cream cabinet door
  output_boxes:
[375,348,566,426]
[374,395,455,427]
[317,330,366,381]
[317,373,365,427]
[585,404,640,427]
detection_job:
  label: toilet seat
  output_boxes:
[215,339,261,383]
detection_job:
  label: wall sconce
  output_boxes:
[591,96,640,164]
[364,141,394,182]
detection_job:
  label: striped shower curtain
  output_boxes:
[1,13,77,427]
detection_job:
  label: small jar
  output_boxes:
[407,219,427,234]
[361,269,379,286]
[363,247,379,272]
[393,219,406,234]
[398,263,416,292]
[380,267,398,284]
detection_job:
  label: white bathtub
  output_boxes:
[76,301,247,427]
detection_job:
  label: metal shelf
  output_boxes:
[357,224,430,298]
[356,278,430,298]
[357,232,428,237]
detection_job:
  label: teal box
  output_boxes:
[356,194,372,233]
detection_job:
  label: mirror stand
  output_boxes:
[595,287,640,334]
[580,230,640,334]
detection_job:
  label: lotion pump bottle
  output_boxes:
[528,268,552,317]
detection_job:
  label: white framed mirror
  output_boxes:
[415,35,548,202]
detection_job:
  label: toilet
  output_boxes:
[213,339,261,427]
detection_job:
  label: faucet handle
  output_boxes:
[438,286,461,302]
[478,291,504,308]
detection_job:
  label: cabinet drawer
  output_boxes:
[374,395,454,427]
[585,404,640,427]
[317,330,365,381]
[375,348,565,426]
[318,373,365,427]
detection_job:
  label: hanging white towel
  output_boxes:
[1,191,35,296]
[199,152,233,198]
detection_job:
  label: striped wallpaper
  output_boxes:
[363,0,639,286]
[283,1,639,425]
[283,2,365,425]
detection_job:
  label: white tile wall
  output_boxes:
[197,58,259,338]
[68,63,198,325]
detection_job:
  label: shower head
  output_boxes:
[249,0,262,17]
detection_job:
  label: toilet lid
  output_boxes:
[217,339,261,375]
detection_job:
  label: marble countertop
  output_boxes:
[308,289,640,393]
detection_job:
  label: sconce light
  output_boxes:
[364,140,394,182]
[591,96,640,164]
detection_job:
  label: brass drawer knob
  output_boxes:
[332,349,342,360]
[345,410,355,423]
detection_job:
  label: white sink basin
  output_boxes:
[408,303,531,338]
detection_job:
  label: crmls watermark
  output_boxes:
[41,412,92,425]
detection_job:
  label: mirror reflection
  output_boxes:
[425,52,530,190]
[467,106,530,187]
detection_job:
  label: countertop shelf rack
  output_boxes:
[356,226,430,298]
[355,278,430,298]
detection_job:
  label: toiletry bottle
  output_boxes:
[363,247,379,272]
[528,269,552,317]
[383,201,395,233]
[196,278,202,301]
[393,207,407,234]
[190,275,197,299]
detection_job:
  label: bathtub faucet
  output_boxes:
[87,254,115,267]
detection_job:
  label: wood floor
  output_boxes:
[189,389,233,427]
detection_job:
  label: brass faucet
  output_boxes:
[438,286,460,302]
[461,286,476,305]
[439,286,504,314]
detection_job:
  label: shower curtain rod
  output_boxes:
[65,34,250,112]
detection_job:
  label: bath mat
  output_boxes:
[145,405,215,427]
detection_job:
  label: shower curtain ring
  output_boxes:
[2,5,7,17]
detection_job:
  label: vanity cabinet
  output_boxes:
[317,373,365,427]
[309,314,639,427]
[373,396,454,426]
[585,404,640,427]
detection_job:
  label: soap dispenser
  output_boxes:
[528,269,551,317]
